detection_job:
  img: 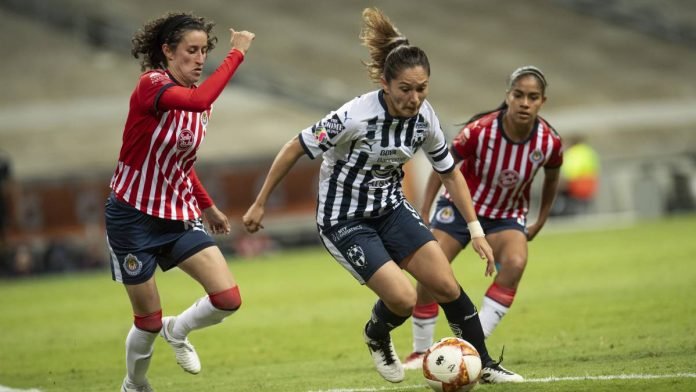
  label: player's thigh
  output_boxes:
[365,261,417,316]
[486,229,528,284]
[178,245,236,294]
[432,228,465,262]
[124,276,162,315]
[403,240,460,303]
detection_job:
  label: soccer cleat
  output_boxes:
[121,377,154,392]
[160,316,201,374]
[402,351,425,370]
[480,361,524,383]
[363,330,404,383]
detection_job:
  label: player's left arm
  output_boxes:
[190,169,230,234]
[527,166,560,241]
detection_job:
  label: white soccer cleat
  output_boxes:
[363,330,404,383]
[121,377,154,392]
[480,361,524,383]
[160,316,201,374]
[402,351,425,370]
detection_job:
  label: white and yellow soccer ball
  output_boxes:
[422,337,482,392]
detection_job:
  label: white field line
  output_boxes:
[0,387,42,392]
[307,373,696,392]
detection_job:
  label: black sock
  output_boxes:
[439,287,492,365]
[365,299,410,341]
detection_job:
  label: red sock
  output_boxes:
[413,302,439,318]
[209,286,242,311]
[134,309,162,332]
[485,282,516,307]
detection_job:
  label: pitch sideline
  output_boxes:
[308,372,696,392]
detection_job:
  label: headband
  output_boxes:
[508,65,547,89]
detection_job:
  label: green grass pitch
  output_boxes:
[1,214,695,391]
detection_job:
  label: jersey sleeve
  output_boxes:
[151,49,245,113]
[297,100,356,159]
[189,169,214,210]
[451,124,478,160]
[421,112,455,173]
[545,135,564,169]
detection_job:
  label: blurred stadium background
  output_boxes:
[1,0,695,277]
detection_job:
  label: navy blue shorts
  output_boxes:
[105,193,216,285]
[318,200,435,284]
[430,196,527,247]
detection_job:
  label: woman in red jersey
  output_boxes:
[403,66,563,369]
[104,12,254,392]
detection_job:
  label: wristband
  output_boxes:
[467,220,485,238]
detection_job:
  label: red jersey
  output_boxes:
[449,110,563,219]
[110,49,244,220]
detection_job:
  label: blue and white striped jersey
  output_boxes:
[298,90,455,228]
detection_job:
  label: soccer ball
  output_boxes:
[422,337,482,392]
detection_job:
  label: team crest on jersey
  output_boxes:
[201,111,209,127]
[436,206,456,224]
[411,130,426,150]
[123,254,143,276]
[498,169,520,188]
[177,129,195,151]
[529,149,544,164]
[346,244,366,269]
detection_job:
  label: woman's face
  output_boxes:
[505,74,546,127]
[164,30,209,87]
[381,66,429,118]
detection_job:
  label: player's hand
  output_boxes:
[526,222,542,241]
[242,203,265,233]
[230,29,255,55]
[203,205,231,235]
[471,237,495,276]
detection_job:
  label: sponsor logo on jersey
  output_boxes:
[346,244,366,269]
[201,111,209,127]
[148,72,168,86]
[123,253,143,276]
[498,169,520,188]
[436,206,456,224]
[177,129,195,151]
[322,114,345,138]
[529,148,544,164]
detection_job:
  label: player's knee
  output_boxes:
[209,286,242,311]
[426,279,461,303]
[134,309,162,332]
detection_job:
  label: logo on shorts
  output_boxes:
[177,129,195,151]
[346,244,366,269]
[123,253,143,276]
[436,206,456,224]
[529,149,544,164]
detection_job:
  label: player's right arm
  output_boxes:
[157,29,255,112]
[242,136,305,233]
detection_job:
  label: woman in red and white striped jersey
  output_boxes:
[403,66,563,369]
[105,12,254,392]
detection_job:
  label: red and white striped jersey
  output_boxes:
[110,49,244,220]
[449,110,563,219]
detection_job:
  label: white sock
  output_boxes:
[125,326,158,385]
[412,316,438,353]
[171,295,236,340]
[479,296,510,338]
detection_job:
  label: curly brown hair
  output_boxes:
[131,12,217,71]
[360,7,429,84]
